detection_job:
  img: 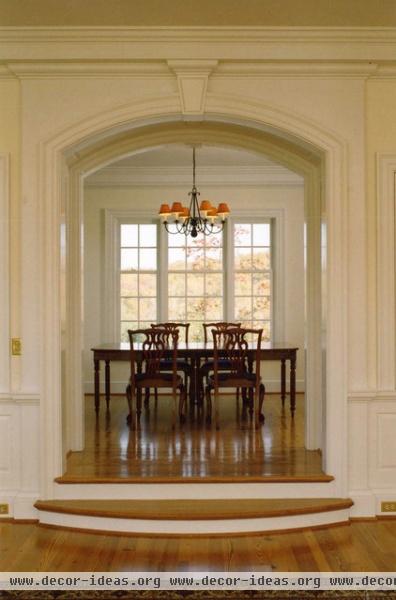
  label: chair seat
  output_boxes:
[127,372,184,389]
[200,359,233,372]
[207,371,258,387]
[160,358,191,371]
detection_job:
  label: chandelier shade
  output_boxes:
[158,147,230,238]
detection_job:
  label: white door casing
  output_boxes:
[38,96,348,499]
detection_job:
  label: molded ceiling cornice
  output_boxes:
[1,27,396,66]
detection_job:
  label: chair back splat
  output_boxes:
[151,322,190,344]
[207,327,265,429]
[126,327,186,430]
[128,328,179,392]
[212,327,262,388]
[203,321,241,344]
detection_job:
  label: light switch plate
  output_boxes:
[11,338,21,356]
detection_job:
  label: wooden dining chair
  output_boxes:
[205,327,265,429]
[150,322,193,400]
[126,328,186,430]
[198,322,241,402]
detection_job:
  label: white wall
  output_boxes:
[83,182,305,394]
[2,26,396,515]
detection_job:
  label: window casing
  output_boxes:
[106,210,282,345]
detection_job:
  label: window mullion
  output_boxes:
[159,221,167,322]
[225,218,233,321]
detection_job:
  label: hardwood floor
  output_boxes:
[61,393,326,481]
[1,520,396,571]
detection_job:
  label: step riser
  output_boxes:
[54,482,336,500]
[37,508,351,535]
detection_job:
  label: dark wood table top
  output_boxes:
[92,342,299,352]
[92,342,298,360]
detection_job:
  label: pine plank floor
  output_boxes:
[61,393,326,481]
[1,520,396,571]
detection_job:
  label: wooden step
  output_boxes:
[35,498,352,521]
[55,474,334,484]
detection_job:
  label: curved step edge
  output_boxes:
[34,500,353,536]
[34,498,353,521]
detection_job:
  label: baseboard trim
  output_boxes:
[1,518,39,523]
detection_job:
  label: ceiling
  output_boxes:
[1,0,394,27]
[110,145,278,169]
[85,144,302,186]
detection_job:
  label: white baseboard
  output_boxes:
[84,379,305,395]
[349,489,396,517]
[349,490,376,517]
[0,492,39,520]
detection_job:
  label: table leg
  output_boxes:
[105,360,110,411]
[290,354,296,416]
[94,358,100,413]
[281,358,286,407]
[190,356,198,404]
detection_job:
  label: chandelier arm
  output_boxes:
[175,220,185,233]
[195,192,202,221]
[207,220,217,234]
[212,221,225,233]
[163,222,176,234]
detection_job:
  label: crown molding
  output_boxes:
[1,59,393,81]
[370,65,396,79]
[215,61,379,79]
[85,164,303,187]
[0,64,15,78]
[4,60,171,79]
[1,27,396,62]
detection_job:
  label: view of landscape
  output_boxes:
[120,222,271,342]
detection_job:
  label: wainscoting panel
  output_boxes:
[0,398,40,519]
[0,403,19,491]
[369,400,396,488]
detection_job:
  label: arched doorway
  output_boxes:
[40,111,347,499]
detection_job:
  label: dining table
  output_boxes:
[91,341,298,415]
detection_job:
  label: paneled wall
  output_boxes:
[0,82,40,519]
[1,27,396,516]
[347,81,396,516]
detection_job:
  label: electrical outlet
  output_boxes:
[0,504,9,515]
[381,501,396,513]
[11,338,21,356]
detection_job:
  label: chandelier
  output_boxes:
[158,147,230,238]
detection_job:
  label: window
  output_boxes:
[233,222,271,341]
[113,216,276,344]
[167,225,223,341]
[119,223,158,342]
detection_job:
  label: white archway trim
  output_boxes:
[0,154,10,394]
[207,92,348,151]
[39,93,348,499]
[376,154,396,391]
[68,119,326,455]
